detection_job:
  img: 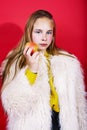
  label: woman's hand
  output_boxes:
[23,45,40,73]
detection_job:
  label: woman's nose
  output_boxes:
[42,33,47,41]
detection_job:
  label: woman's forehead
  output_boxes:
[33,17,54,30]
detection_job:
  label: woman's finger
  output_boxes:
[23,46,32,56]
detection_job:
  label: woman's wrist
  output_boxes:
[27,64,38,73]
[28,67,38,74]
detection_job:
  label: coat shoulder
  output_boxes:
[51,50,83,76]
[52,50,80,66]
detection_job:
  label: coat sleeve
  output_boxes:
[1,68,39,117]
[74,58,87,130]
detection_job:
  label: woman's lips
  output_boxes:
[39,43,48,47]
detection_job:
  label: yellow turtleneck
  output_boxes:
[25,52,60,112]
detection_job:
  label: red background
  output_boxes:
[0,0,87,129]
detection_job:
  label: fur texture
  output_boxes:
[1,52,87,130]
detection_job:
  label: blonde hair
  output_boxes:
[2,10,63,83]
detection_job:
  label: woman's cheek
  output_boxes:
[48,35,53,43]
[32,35,38,43]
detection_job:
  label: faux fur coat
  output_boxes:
[1,51,87,130]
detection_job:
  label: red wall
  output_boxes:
[0,0,87,129]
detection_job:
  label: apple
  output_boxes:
[25,42,38,55]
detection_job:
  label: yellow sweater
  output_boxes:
[25,53,60,112]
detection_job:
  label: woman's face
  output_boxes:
[32,17,54,52]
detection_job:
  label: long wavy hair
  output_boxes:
[2,10,65,84]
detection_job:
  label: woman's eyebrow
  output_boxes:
[34,29,42,31]
[47,30,53,32]
[34,29,53,31]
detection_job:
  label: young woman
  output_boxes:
[1,9,87,130]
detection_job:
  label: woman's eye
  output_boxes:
[34,30,41,34]
[36,31,41,33]
[47,31,53,34]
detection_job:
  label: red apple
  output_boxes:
[25,42,38,55]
